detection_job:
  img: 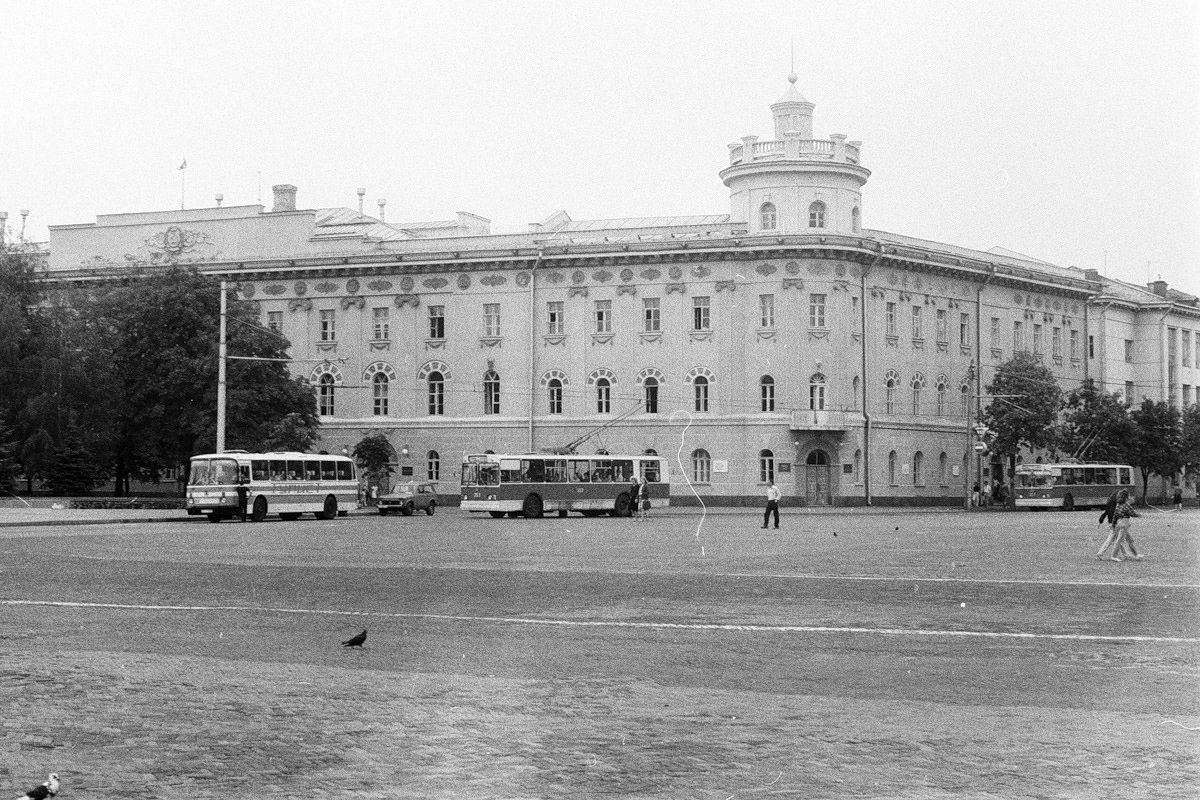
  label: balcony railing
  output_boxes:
[729,137,861,166]
[789,409,854,430]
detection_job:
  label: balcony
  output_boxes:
[728,136,861,166]
[790,409,855,431]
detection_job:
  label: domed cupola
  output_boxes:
[720,73,870,236]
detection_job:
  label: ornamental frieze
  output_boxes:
[457,274,472,290]
[616,285,637,296]
[294,281,308,296]
[782,278,805,290]
[481,274,507,287]
[423,277,448,290]
[368,279,394,292]
[263,284,286,295]
[345,278,360,295]
[639,268,660,281]
[340,296,365,310]
[515,272,531,287]
[315,281,337,294]
[545,271,566,284]
[568,286,589,298]
[715,280,736,293]
[592,270,613,283]
[665,283,686,295]
[287,298,312,312]
[127,225,217,265]
[620,269,634,282]
[395,295,420,308]
[755,263,777,276]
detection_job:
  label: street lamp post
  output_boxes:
[216,280,228,453]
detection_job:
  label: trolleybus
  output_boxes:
[460,452,669,518]
[187,450,359,522]
[1013,462,1135,511]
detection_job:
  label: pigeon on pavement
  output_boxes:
[342,629,367,648]
[20,773,60,800]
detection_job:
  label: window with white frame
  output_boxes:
[961,381,970,416]
[594,300,612,334]
[427,371,445,415]
[911,372,924,415]
[318,374,335,416]
[759,449,775,484]
[427,451,440,482]
[888,450,898,485]
[692,296,711,331]
[547,301,564,335]
[643,298,661,332]
[808,201,826,228]
[372,372,389,416]
[429,305,445,339]
[1033,324,1043,356]
[911,306,923,340]
[694,375,710,412]
[886,303,897,336]
[939,452,948,484]
[936,309,947,343]
[692,449,712,483]
[809,372,826,410]
[760,294,775,328]
[643,377,659,414]
[761,375,775,412]
[373,307,389,341]
[483,370,500,415]
[885,370,899,414]
[319,309,336,342]
[483,303,501,338]
[1070,329,1079,360]
[936,375,948,416]
[1013,321,1024,352]
[1124,339,1134,362]
[595,377,611,414]
[913,451,924,485]
[960,313,970,347]
[851,206,860,232]
[809,294,826,328]
[760,202,777,231]
[548,378,564,414]
[1052,327,1062,358]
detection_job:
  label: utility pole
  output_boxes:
[216,280,228,453]
[964,361,976,510]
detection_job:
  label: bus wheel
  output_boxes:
[319,495,338,520]
[1062,494,1075,511]
[522,494,544,519]
[206,512,222,523]
[251,496,268,523]
[425,501,436,516]
[489,511,506,519]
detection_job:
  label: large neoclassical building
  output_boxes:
[39,75,1200,504]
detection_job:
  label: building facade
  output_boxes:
[37,76,1195,504]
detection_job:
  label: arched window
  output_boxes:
[548,378,563,415]
[911,372,924,416]
[760,375,775,412]
[885,370,899,414]
[760,202,777,231]
[961,381,970,417]
[851,206,861,232]
[595,377,611,414]
[643,377,659,414]
[427,371,445,415]
[372,372,389,416]
[936,375,948,416]
[760,449,775,484]
[318,373,336,416]
[692,448,712,483]
[939,452,948,485]
[427,450,440,482]
[809,372,826,411]
[913,451,924,486]
[854,448,862,482]
[694,376,710,412]
[483,370,500,415]
[808,201,826,228]
[888,450,898,485]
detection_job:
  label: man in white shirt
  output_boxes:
[762,481,781,529]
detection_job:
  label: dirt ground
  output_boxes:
[2,508,1198,798]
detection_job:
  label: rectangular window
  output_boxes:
[373,307,389,341]
[429,305,445,339]
[1033,324,1043,356]
[990,317,1001,350]
[886,302,897,336]
[1052,327,1062,358]
[547,301,564,335]
[1070,329,1079,360]
[1089,334,1095,359]
[692,296,711,331]
[911,306,922,340]
[1013,321,1023,352]
[936,309,947,343]
[809,294,826,328]
[643,298,661,332]
[267,311,283,335]
[594,300,612,334]
[1125,381,1135,405]
[484,303,501,337]
[1124,339,1134,363]
[960,313,970,347]
[759,294,775,328]
[319,309,336,342]
[1183,385,1193,407]
[1183,330,1193,367]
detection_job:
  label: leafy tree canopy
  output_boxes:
[1128,398,1184,500]
[353,433,396,483]
[1054,379,1136,463]
[982,352,1063,458]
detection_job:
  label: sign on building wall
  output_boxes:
[712,460,729,473]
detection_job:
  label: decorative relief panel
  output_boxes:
[592,334,614,346]
[639,268,661,281]
[457,274,472,290]
[368,279,394,292]
[757,330,777,341]
[665,283,686,295]
[543,335,566,346]
[287,298,312,312]
[294,281,308,296]
[668,266,683,280]
[515,272,531,287]
[784,261,801,275]
[691,265,710,278]
[423,277,448,290]
[755,263,777,276]
[640,332,662,343]
[263,284,286,296]
[616,285,637,296]
[782,278,805,290]
[479,337,502,348]
[481,274,506,287]
[572,270,586,284]
[592,270,613,283]
[315,281,337,293]
[568,286,589,298]
[545,271,566,284]
[340,296,365,310]
[620,269,634,283]
[345,279,360,295]
[238,282,256,298]
[715,280,736,293]
[835,264,847,278]
[129,226,217,265]
[808,329,830,340]
[395,295,420,308]
[398,277,413,291]
[689,331,713,342]
[807,262,829,275]
[832,280,850,292]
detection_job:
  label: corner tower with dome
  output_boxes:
[721,73,869,236]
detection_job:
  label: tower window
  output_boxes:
[760,202,777,231]
[808,201,826,228]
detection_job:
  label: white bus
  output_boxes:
[460,452,669,518]
[1013,462,1135,511]
[186,450,359,523]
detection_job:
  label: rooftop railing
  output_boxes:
[729,136,861,166]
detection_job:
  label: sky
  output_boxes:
[2,0,1197,294]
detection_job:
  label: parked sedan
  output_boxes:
[378,481,439,516]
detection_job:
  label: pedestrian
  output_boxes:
[981,481,992,508]
[235,478,250,522]
[638,476,651,521]
[1110,489,1142,561]
[629,475,642,521]
[972,482,980,508]
[762,480,781,529]
[1095,490,1120,559]
[1173,486,1183,511]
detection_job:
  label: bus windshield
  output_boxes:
[189,458,239,485]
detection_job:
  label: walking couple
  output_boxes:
[1096,489,1142,562]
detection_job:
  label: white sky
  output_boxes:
[2,0,1197,293]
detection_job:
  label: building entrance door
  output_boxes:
[805,449,832,506]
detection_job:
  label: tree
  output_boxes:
[352,433,395,493]
[261,412,322,454]
[1182,405,1200,487]
[1055,379,1136,463]
[982,352,1063,483]
[41,424,107,496]
[0,421,19,494]
[1128,399,1184,502]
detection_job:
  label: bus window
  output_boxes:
[304,462,319,480]
[641,461,660,482]
[592,459,613,482]
[1058,468,1075,485]
[238,465,251,483]
[336,461,354,481]
[252,460,269,481]
[1082,468,1095,485]
[545,460,568,482]
[211,458,239,485]
[189,460,211,485]
[1119,467,1132,485]
[570,460,590,482]
[286,460,304,480]
[271,459,287,480]
[320,460,336,480]
[612,460,633,482]
[521,459,546,482]
[1097,467,1116,485]
[499,459,522,483]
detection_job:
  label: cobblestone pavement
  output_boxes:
[2,510,1198,798]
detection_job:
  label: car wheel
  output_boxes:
[425,501,436,516]
[378,507,389,516]
[489,511,506,519]
[402,501,415,517]
[206,512,222,523]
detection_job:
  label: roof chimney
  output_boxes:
[356,188,366,213]
[1083,268,1101,282]
[272,184,297,212]
[1149,279,1168,297]
[214,193,224,207]
[377,198,386,222]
